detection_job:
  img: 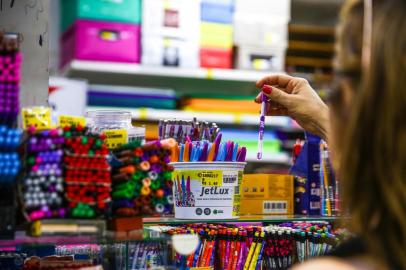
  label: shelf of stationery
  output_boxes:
[63,60,280,94]
[143,215,341,225]
[87,106,302,130]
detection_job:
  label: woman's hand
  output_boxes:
[255,74,330,140]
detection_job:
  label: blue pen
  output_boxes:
[181,175,187,206]
[255,237,266,270]
[191,146,197,162]
[221,142,228,161]
[179,144,184,162]
[216,142,225,161]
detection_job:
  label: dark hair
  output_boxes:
[331,0,406,268]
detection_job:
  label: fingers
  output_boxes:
[256,74,295,89]
[262,85,293,108]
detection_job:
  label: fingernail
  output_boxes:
[262,85,272,95]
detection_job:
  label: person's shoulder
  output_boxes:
[291,257,359,270]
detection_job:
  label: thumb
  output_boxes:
[262,85,290,107]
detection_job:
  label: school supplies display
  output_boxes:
[290,133,323,216]
[0,33,21,125]
[63,125,111,218]
[128,241,168,270]
[111,139,175,216]
[319,141,339,216]
[22,128,66,221]
[173,133,247,162]
[158,118,220,143]
[0,32,21,239]
[164,222,342,270]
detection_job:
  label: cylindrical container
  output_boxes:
[170,162,246,219]
[86,110,145,146]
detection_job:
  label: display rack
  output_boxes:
[63,60,279,95]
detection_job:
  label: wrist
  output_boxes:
[317,104,330,141]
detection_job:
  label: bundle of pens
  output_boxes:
[277,221,340,263]
[22,128,66,221]
[166,225,218,269]
[128,241,168,270]
[173,133,247,162]
[166,224,265,270]
[319,141,339,216]
[0,125,21,183]
[262,226,295,269]
[63,125,111,218]
[111,139,175,216]
[0,32,21,124]
[215,226,266,270]
[159,118,220,143]
[0,32,21,235]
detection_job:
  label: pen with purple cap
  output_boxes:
[257,93,266,160]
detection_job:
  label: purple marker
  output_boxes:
[257,93,266,160]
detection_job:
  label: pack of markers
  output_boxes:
[168,133,247,219]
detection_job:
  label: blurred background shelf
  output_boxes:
[64,60,279,95]
[87,106,301,130]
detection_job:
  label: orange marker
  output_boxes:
[206,143,216,161]
[183,142,190,162]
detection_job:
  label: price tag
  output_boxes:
[193,170,222,186]
[58,115,86,128]
[103,129,128,149]
[22,107,52,130]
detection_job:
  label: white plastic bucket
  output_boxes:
[170,162,246,219]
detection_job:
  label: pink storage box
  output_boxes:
[61,19,140,67]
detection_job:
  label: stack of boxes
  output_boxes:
[60,0,142,67]
[200,0,235,69]
[233,0,291,71]
[142,0,200,68]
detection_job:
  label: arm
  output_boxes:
[254,74,330,141]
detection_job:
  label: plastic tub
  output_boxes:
[170,162,246,219]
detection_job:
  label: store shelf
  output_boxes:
[63,60,279,95]
[87,106,301,129]
[143,215,341,225]
[0,230,166,247]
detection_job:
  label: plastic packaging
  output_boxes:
[86,110,145,147]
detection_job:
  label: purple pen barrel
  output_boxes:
[257,93,267,160]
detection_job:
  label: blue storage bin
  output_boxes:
[201,2,234,24]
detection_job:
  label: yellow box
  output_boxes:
[200,22,233,49]
[240,174,294,215]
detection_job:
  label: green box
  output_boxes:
[61,0,142,31]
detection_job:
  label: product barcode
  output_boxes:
[223,175,237,184]
[234,186,240,195]
[263,201,287,214]
[310,202,321,209]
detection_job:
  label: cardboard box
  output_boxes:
[233,14,289,47]
[236,45,286,71]
[142,36,199,68]
[201,22,233,49]
[142,0,200,40]
[61,20,141,67]
[60,0,142,32]
[240,174,294,215]
[200,47,233,69]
